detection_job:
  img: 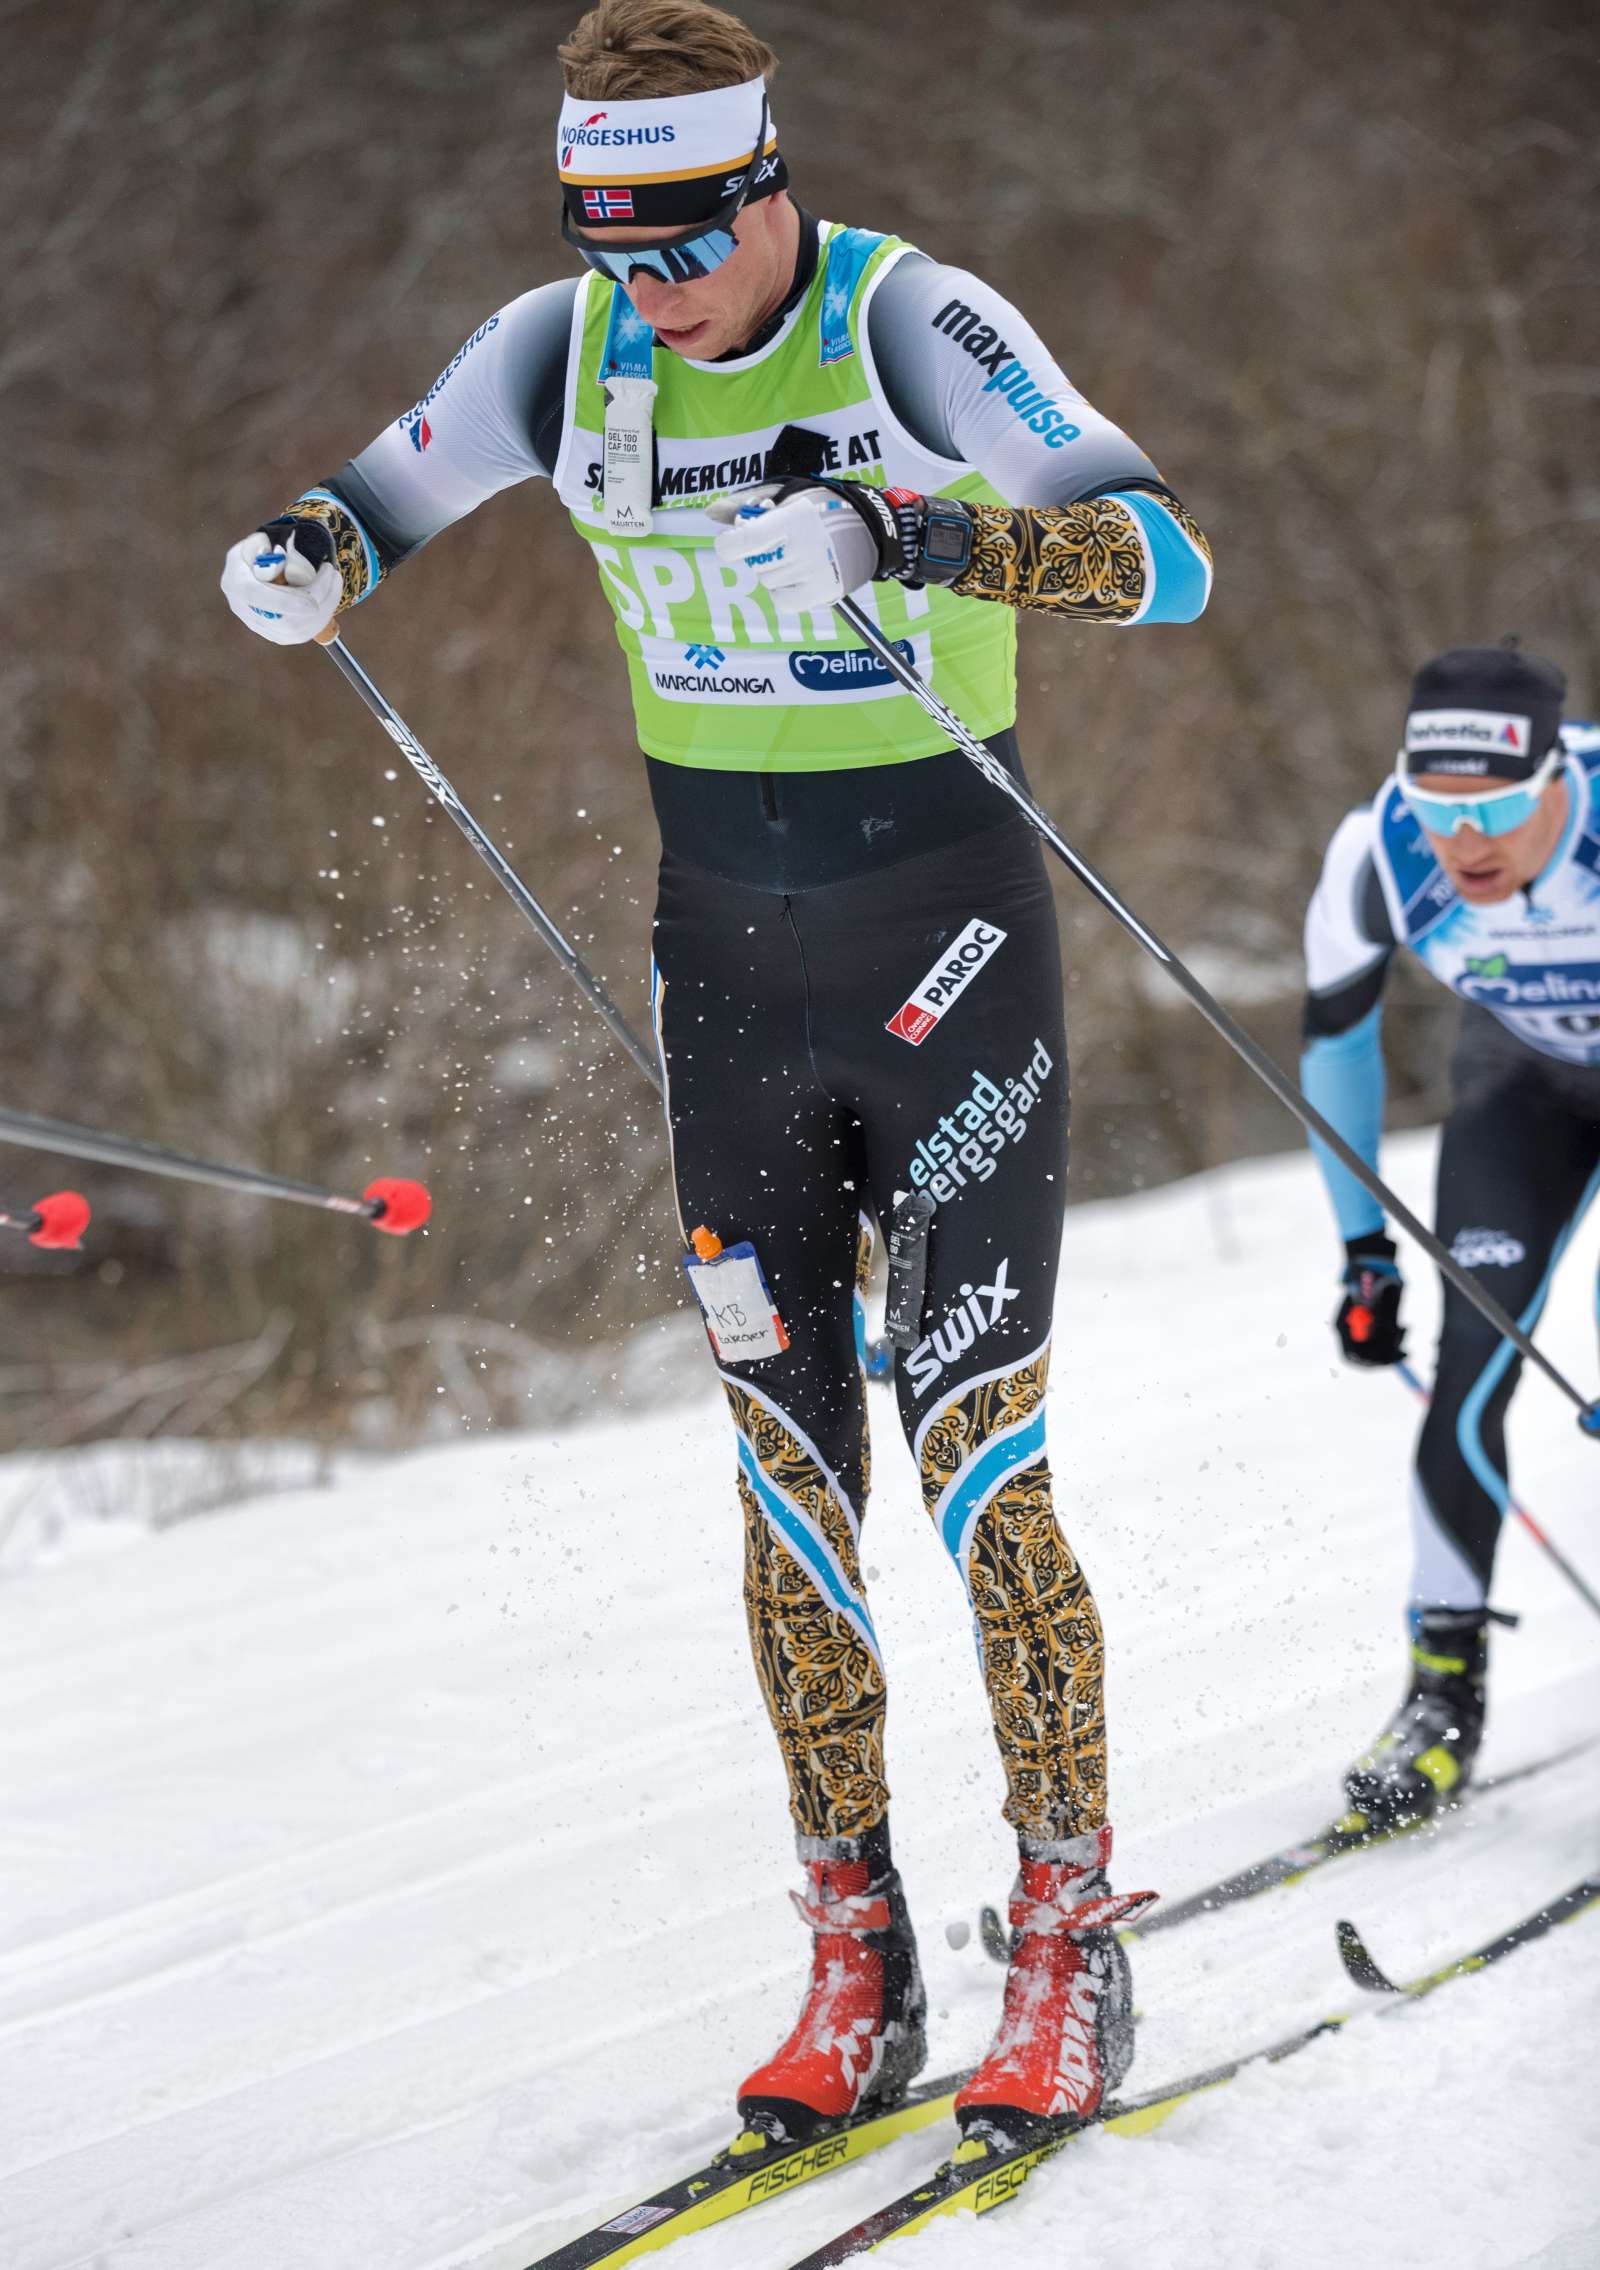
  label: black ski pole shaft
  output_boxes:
[320,636,662,1096]
[1396,1362,1600,1621]
[0,1108,429,1233]
[834,594,1600,1437]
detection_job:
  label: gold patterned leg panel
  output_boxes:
[917,1347,1107,1843]
[727,1379,888,1842]
[966,1462,1108,1842]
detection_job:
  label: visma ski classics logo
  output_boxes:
[887,919,1008,1045]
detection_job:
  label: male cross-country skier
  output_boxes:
[1302,641,1599,1831]
[220,0,1212,2152]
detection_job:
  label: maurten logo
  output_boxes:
[887,919,1008,1045]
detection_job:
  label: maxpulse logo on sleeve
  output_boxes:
[930,301,1082,449]
[886,919,1007,1045]
[905,1040,1054,1199]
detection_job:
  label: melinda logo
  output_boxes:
[789,642,912,692]
[1459,960,1600,1008]
[887,919,1007,1046]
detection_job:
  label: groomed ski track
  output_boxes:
[2,1132,1596,2270]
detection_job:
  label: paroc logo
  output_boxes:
[886,919,1008,1045]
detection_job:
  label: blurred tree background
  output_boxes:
[4,0,1597,1449]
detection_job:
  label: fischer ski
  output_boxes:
[1337,1873,1600,1996]
[789,1874,1600,2264]
[520,2069,963,2269]
[974,1735,1596,1961]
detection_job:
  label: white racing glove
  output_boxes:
[709,479,885,613]
[220,529,342,645]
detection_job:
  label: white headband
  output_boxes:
[557,74,775,186]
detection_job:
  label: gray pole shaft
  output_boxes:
[835,594,1598,1430]
[323,638,662,1096]
[0,1106,376,1214]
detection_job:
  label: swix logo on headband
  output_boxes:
[887,920,1008,1046]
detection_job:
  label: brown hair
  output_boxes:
[558,0,777,100]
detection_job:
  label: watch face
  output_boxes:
[925,517,968,562]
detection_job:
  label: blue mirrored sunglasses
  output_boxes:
[1394,745,1562,839]
[561,215,741,285]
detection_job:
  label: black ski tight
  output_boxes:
[1412,1009,1600,1608]
[651,811,1107,1847]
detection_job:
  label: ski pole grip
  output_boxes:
[29,1191,91,1249]
[364,1177,432,1236]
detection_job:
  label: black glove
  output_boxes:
[1335,1233,1406,1366]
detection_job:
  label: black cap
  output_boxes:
[1402,644,1566,781]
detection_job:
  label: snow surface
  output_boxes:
[2,1132,1597,2270]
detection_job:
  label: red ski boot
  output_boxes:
[955,1826,1154,2147]
[737,1841,928,2144]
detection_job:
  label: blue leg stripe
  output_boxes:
[937,1411,1048,1575]
[737,1436,880,1659]
[1457,1161,1600,1512]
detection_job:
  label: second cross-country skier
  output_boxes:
[1302,641,1599,1829]
[220,0,1212,2155]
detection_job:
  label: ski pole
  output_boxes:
[319,635,663,1095]
[832,593,1600,1440]
[1396,1360,1600,1621]
[0,1190,90,1250]
[315,638,918,1375]
[0,1109,430,1235]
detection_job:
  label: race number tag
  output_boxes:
[603,375,657,535]
[684,1240,790,1363]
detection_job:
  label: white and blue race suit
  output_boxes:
[1301,726,1600,1612]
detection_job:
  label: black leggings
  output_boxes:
[1413,1008,1600,1608]
[651,811,1107,1850]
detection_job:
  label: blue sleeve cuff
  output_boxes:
[1119,491,1213,624]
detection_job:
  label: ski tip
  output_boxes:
[1336,1916,1399,1993]
[365,1177,433,1235]
[29,1190,91,1250]
[978,1903,1011,1966]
